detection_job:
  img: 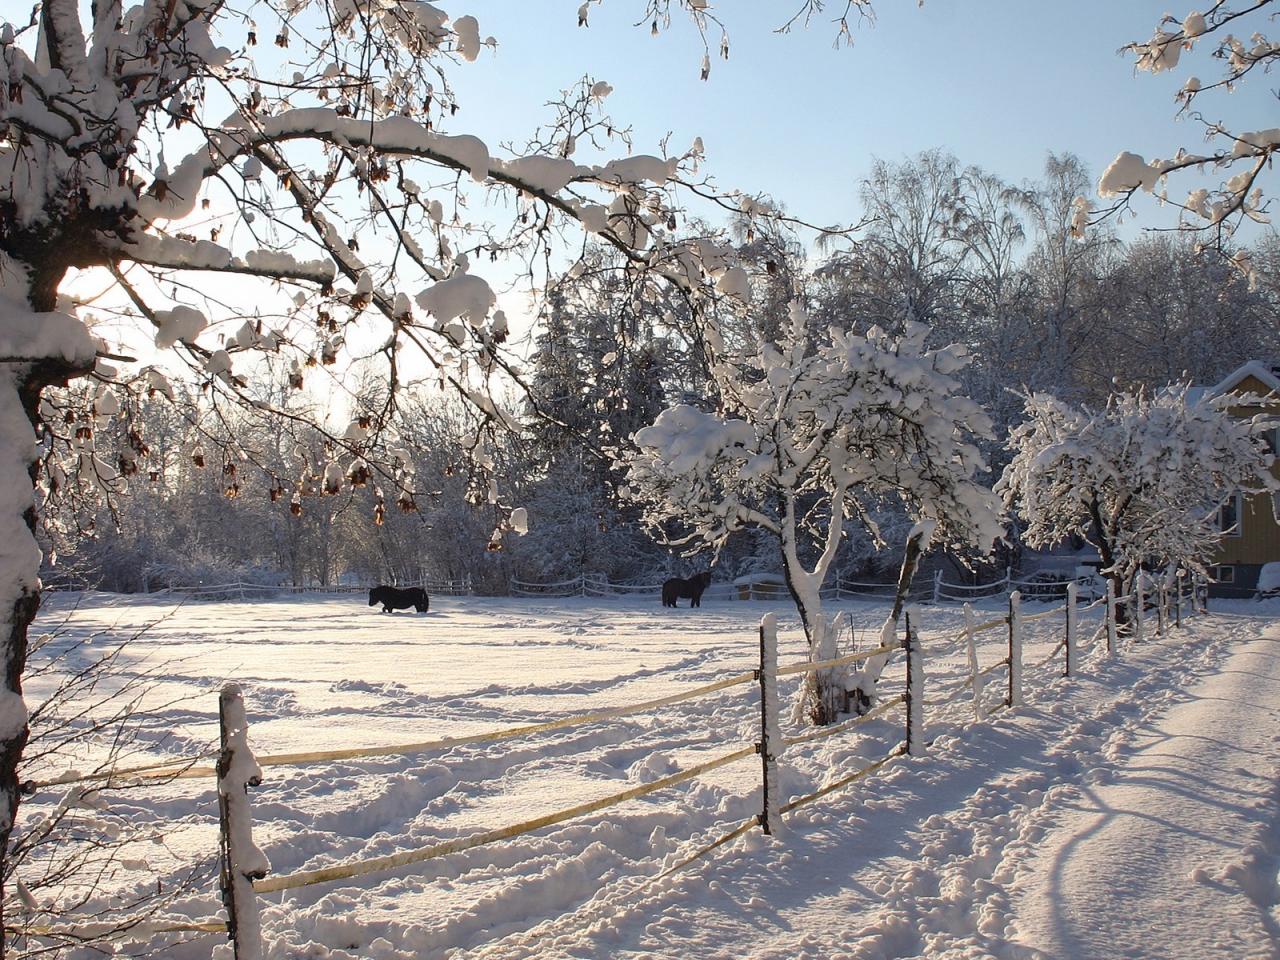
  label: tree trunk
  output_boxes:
[780,562,840,726]
[0,253,96,953]
[851,523,931,715]
[0,364,82,955]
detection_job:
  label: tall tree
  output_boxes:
[0,2,782,936]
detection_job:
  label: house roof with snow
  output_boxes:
[1208,360,1280,399]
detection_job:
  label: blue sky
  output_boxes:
[452,1,1276,237]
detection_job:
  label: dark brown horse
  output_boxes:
[369,585,430,613]
[662,571,713,608]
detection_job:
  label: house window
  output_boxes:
[1220,494,1243,537]
[1214,565,1236,584]
[1265,428,1279,457]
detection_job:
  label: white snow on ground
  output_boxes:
[18,592,1280,959]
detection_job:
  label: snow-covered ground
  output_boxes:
[17,591,1280,959]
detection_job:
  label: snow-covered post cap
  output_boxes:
[1065,580,1078,678]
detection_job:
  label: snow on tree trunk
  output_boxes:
[0,293,97,952]
[217,684,268,960]
[757,614,781,836]
[1134,573,1146,644]
[0,369,37,952]
[785,561,840,726]
[852,521,933,715]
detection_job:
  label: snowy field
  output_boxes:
[17,591,1280,959]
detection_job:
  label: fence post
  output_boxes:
[1064,580,1078,678]
[217,684,268,960]
[1175,570,1184,628]
[1007,591,1023,707]
[757,614,781,835]
[932,570,942,604]
[964,602,982,721]
[1105,579,1118,656]
[905,609,925,756]
[1134,573,1145,644]
[1156,578,1167,636]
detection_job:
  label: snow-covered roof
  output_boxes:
[1208,360,1280,398]
[732,572,786,586]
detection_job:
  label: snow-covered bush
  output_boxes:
[625,305,1003,723]
[998,386,1277,615]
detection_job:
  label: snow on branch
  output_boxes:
[1084,2,1280,257]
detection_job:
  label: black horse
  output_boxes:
[368,585,430,613]
[662,571,713,608]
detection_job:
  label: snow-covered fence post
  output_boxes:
[1007,591,1023,707]
[217,684,268,960]
[904,609,924,756]
[1064,580,1078,678]
[1156,577,1167,636]
[1105,579,1118,656]
[964,602,982,721]
[932,570,942,603]
[1133,573,1146,644]
[757,614,781,835]
[1175,569,1184,628]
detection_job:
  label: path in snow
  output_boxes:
[1006,624,1280,960]
[474,609,1280,960]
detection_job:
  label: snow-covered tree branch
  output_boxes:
[1089,2,1279,261]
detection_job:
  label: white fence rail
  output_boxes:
[508,570,1100,604]
[159,577,473,601]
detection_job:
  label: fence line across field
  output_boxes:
[26,640,901,790]
[21,579,1178,790]
[508,569,1105,604]
[23,570,1208,958]
[157,576,474,601]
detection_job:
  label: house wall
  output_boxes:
[1212,373,1280,595]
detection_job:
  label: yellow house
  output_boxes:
[1208,362,1280,597]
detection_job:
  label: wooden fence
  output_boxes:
[156,576,474,601]
[508,569,1108,604]
[14,573,1208,957]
